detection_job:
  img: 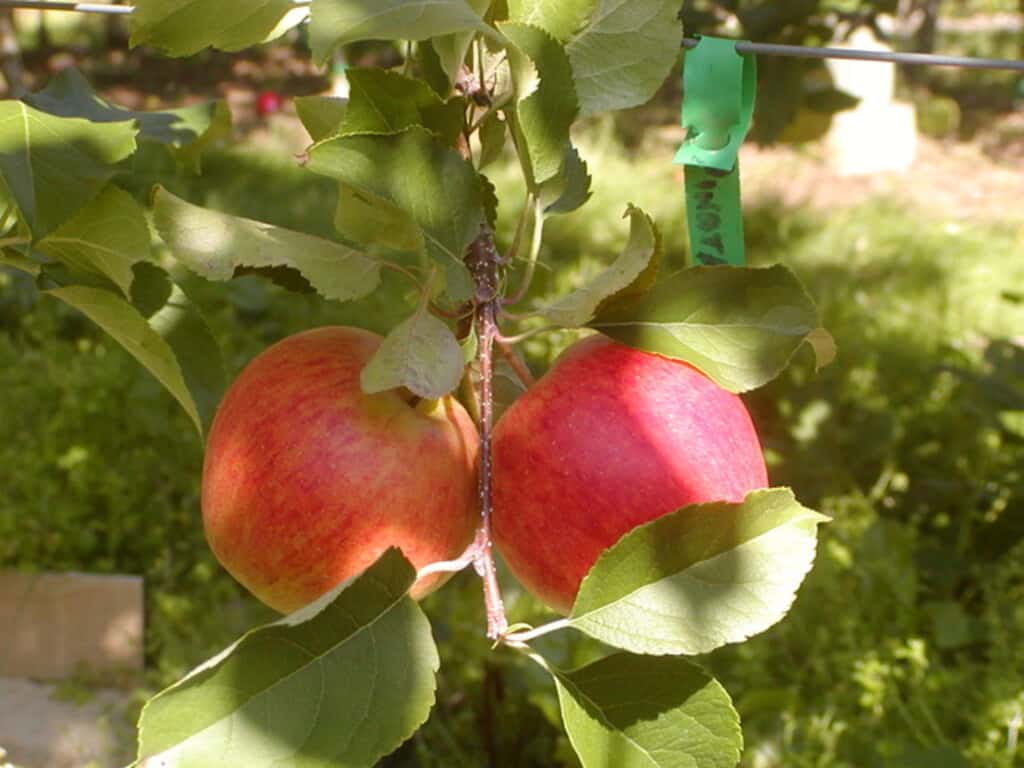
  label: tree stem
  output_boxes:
[466,229,508,639]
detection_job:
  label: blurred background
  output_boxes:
[0,1,1022,766]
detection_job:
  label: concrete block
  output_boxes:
[0,571,143,682]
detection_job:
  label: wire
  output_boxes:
[0,1,1021,72]
[683,37,1024,72]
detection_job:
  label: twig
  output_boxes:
[496,339,535,388]
[503,196,544,306]
[466,229,508,640]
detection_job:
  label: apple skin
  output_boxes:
[492,334,768,614]
[202,326,479,614]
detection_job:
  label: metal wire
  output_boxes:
[0,1,1021,72]
[683,37,1024,72]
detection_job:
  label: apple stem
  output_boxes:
[501,618,572,647]
[496,339,536,388]
[467,228,509,640]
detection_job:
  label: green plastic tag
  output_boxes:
[674,37,757,266]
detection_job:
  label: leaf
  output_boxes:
[130,0,309,56]
[44,283,218,435]
[334,183,424,255]
[308,127,483,301]
[309,0,491,64]
[566,0,681,116]
[0,102,137,238]
[23,67,231,170]
[539,143,592,214]
[554,653,742,768]
[294,95,348,142]
[0,249,40,276]
[361,311,464,399]
[153,187,381,304]
[501,22,579,187]
[540,205,659,327]
[568,488,829,656]
[591,264,834,393]
[340,68,465,144]
[136,549,439,768]
[36,184,151,296]
[478,110,507,169]
[508,0,596,41]
[431,0,492,84]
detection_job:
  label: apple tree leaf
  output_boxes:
[36,184,151,297]
[340,69,465,144]
[566,0,681,116]
[307,127,483,301]
[152,187,381,304]
[553,652,742,768]
[540,205,659,328]
[309,0,491,64]
[361,310,464,399]
[478,111,507,169]
[539,143,592,215]
[508,0,597,41]
[23,67,231,171]
[568,488,829,656]
[0,101,137,238]
[431,0,492,84]
[294,95,348,142]
[590,264,835,393]
[136,549,439,768]
[130,0,309,56]
[501,22,579,188]
[41,278,223,436]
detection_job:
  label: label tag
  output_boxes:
[674,36,757,266]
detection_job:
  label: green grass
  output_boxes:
[2,127,1022,766]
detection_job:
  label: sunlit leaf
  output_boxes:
[569,488,829,655]
[554,652,742,768]
[136,550,439,768]
[591,264,834,392]
[153,187,381,304]
[361,311,464,399]
[340,68,465,143]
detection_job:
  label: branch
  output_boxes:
[465,228,508,640]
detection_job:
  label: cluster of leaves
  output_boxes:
[0,2,842,767]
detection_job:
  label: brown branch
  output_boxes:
[496,339,536,388]
[465,228,508,640]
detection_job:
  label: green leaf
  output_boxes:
[308,127,483,301]
[569,488,829,656]
[294,95,348,142]
[540,205,659,327]
[136,549,439,768]
[153,187,381,304]
[361,311,464,399]
[0,248,40,276]
[23,67,231,169]
[309,0,491,64]
[340,68,465,144]
[44,283,217,435]
[590,264,834,393]
[554,653,742,768]
[478,110,507,169]
[508,0,596,41]
[334,183,424,255]
[0,102,137,238]
[501,22,579,187]
[431,0,492,84]
[539,143,592,214]
[566,0,680,116]
[130,0,309,56]
[36,185,150,296]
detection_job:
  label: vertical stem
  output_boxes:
[466,229,508,640]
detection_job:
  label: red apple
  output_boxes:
[202,326,479,614]
[492,334,768,614]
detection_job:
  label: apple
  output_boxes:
[492,334,768,614]
[202,326,479,614]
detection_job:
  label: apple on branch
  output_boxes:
[492,335,769,614]
[201,326,479,614]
